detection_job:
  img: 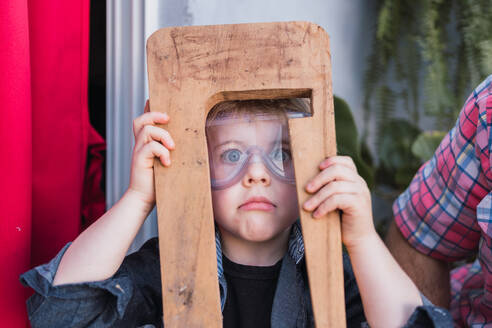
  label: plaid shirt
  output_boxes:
[394,75,492,327]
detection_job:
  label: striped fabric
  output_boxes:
[394,75,492,327]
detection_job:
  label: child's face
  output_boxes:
[207,113,299,243]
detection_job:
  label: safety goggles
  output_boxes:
[206,113,297,190]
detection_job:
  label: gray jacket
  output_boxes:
[21,222,453,327]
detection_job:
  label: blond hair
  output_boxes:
[206,98,310,124]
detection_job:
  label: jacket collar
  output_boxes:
[216,220,305,278]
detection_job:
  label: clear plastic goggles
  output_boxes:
[206,113,296,190]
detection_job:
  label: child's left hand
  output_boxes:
[304,156,426,327]
[302,156,376,250]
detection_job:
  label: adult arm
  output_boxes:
[385,221,450,308]
[387,76,492,325]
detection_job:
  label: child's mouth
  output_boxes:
[239,197,275,211]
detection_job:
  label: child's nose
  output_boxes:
[242,161,271,187]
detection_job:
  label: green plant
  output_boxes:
[363,0,492,192]
[364,0,492,144]
[376,119,422,189]
[411,130,447,162]
[334,96,375,189]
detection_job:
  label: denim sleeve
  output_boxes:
[402,305,453,328]
[20,238,163,328]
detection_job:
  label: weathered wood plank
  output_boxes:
[147,21,345,328]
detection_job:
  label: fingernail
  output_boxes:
[306,183,313,191]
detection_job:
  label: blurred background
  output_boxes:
[103,0,490,250]
[2,0,490,325]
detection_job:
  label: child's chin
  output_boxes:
[242,232,277,243]
[240,223,283,242]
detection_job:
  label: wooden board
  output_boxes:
[146,21,345,327]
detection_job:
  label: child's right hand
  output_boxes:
[128,100,175,207]
[53,101,174,285]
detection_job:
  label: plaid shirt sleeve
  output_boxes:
[393,75,492,262]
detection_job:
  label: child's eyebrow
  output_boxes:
[212,140,246,151]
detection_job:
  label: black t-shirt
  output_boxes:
[222,255,283,328]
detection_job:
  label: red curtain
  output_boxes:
[0,0,105,326]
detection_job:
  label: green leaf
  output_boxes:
[334,96,375,189]
[334,96,359,156]
[377,119,422,189]
[364,0,492,145]
[411,130,447,162]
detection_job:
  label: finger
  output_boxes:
[133,112,170,138]
[305,163,359,193]
[144,100,150,113]
[311,193,356,219]
[303,180,357,212]
[138,140,172,167]
[319,156,357,171]
[135,125,175,151]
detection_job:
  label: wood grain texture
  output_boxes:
[146,21,345,327]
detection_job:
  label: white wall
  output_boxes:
[188,0,375,131]
[107,0,376,250]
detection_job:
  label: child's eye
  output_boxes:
[270,147,291,163]
[221,149,243,163]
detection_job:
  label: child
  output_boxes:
[21,99,452,327]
